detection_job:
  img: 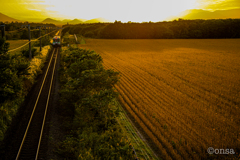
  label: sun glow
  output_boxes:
[0,0,239,22]
[40,0,198,22]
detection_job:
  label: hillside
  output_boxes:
[1,12,110,25]
[84,18,110,23]
[68,19,83,24]
[42,18,63,24]
[180,8,240,20]
[42,17,110,25]
[0,12,22,22]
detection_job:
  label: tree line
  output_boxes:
[0,21,56,40]
[0,21,56,31]
[62,19,240,39]
[58,47,135,159]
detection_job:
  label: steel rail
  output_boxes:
[35,47,59,160]
[15,48,56,160]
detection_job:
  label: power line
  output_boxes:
[7,29,57,53]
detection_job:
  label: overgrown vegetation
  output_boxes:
[58,47,134,159]
[0,37,51,142]
[62,18,240,39]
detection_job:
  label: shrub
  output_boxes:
[58,47,134,159]
[21,47,37,58]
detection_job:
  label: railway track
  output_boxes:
[0,30,62,160]
[13,47,59,160]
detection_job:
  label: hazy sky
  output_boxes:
[0,0,239,22]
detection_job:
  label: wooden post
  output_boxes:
[39,27,42,51]
[2,24,5,39]
[0,24,5,39]
[45,25,46,41]
[28,24,32,60]
[48,27,49,40]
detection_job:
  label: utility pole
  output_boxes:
[22,24,31,60]
[48,26,49,40]
[0,24,5,39]
[45,25,46,41]
[38,26,42,51]
[28,24,32,60]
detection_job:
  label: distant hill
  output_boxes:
[42,17,110,25]
[0,12,22,22]
[1,12,110,26]
[180,8,240,20]
[42,18,84,25]
[42,18,63,24]
[165,8,240,21]
[68,19,83,24]
[84,18,110,23]
[62,19,72,23]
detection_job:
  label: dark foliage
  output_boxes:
[0,21,56,40]
[58,47,134,159]
[62,19,240,39]
[0,38,29,103]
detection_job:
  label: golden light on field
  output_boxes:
[0,0,239,22]
[79,39,240,159]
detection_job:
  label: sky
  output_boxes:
[0,0,239,22]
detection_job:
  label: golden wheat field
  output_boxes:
[79,39,240,160]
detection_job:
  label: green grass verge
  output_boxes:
[78,35,86,44]
[112,99,160,160]
[6,40,29,50]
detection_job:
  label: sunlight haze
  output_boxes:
[0,0,239,22]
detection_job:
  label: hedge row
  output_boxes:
[58,47,134,159]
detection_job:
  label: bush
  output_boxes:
[21,47,37,58]
[84,31,94,38]
[0,37,30,141]
[58,47,134,159]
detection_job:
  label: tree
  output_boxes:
[0,38,29,103]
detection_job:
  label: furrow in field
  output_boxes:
[131,59,240,132]
[124,53,240,144]
[130,55,239,120]
[102,50,239,154]
[79,39,240,159]
[116,83,183,160]
[102,52,212,138]
[103,57,206,158]
[107,49,238,137]
[104,61,185,159]
[117,95,174,160]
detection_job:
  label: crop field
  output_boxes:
[79,39,240,159]
[6,40,29,50]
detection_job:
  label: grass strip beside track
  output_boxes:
[113,99,159,160]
